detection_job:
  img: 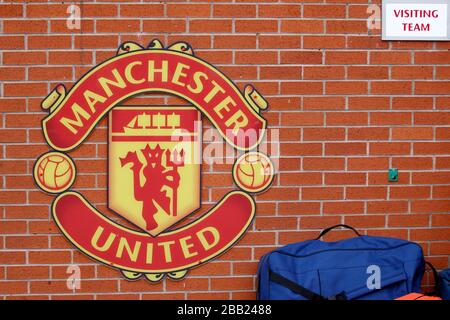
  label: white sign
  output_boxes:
[383,0,450,41]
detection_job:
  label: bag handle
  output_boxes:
[316,224,362,240]
[425,261,440,296]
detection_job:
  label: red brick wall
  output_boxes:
[1,0,449,299]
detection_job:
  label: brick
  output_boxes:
[303,157,345,171]
[259,35,300,49]
[0,281,27,294]
[415,82,450,95]
[414,112,450,125]
[168,4,210,17]
[327,20,367,34]
[372,81,412,95]
[3,52,46,65]
[214,35,256,49]
[326,51,367,64]
[256,217,297,230]
[6,236,48,249]
[143,20,186,33]
[278,202,321,215]
[390,186,430,200]
[370,52,411,64]
[303,128,345,141]
[0,130,27,143]
[4,20,47,33]
[259,4,300,18]
[281,112,324,126]
[326,81,368,94]
[411,228,449,241]
[281,81,323,95]
[280,51,322,64]
[325,173,366,185]
[96,19,140,33]
[325,143,367,155]
[348,127,389,141]
[235,51,278,65]
[392,66,433,79]
[392,157,433,170]
[120,4,164,17]
[4,83,47,97]
[304,66,345,80]
[0,4,22,17]
[0,67,25,81]
[26,4,68,17]
[28,35,71,49]
[431,214,450,227]
[0,192,26,204]
[48,51,92,65]
[412,172,450,184]
[7,266,49,280]
[326,112,368,126]
[345,215,386,228]
[0,36,24,49]
[370,142,411,155]
[347,187,387,200]
[323,201,365,214]
[261,66,301,79]
[302,187,343,200]
[348,66,388,79]
[349,97,390,110]
[280,172,322,185]
[29,251,71,264]
[0,251,26,265]
[281,21,324,34]
[412,200,450,213]
[304,5,346,18]
[414,142,450,155]
[214,4,255,18]
[392,127,433,140]
[437,128,450,140]
[303,97,345,110]
[433,186,450,199]
[304,36,345,49]
[236,20,274,33]
[436,157,450,169]
[211,277,254,291]
[415,52,450,64]
[347,36,388,49]
[301,216,341,229]
[370,112,412,125]
[392,97,433,110]
[367,201,409,214]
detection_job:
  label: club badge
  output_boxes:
[34,40,274,283]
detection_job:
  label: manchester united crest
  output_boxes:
[33,39,274,283]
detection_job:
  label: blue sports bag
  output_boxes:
[257,224,426,300]
[439,268,450,300]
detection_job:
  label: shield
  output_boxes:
[108,106,201,236]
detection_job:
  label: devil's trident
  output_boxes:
[165,148,185,217]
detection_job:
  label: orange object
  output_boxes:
[396,293,442,300]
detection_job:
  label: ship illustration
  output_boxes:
[124,112,181,135]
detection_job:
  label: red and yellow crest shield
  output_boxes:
[109,107,201,236]
[33,40,274,282]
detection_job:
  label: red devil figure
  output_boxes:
[120,144,184,231]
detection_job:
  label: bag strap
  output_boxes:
[316,224,362,240]
[425,261,440,296]
[269,270,325,300]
